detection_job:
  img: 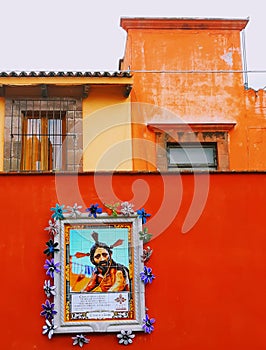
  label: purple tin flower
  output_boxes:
[142,314,155,334]
[44,258,60,278]
[40,299,57,319]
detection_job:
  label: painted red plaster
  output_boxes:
[1,173,266,349]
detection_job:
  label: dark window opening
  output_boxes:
[167,142,217,170]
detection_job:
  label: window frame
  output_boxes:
[20,110,67,171]
[147,122,235,172]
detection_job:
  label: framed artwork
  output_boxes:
[53,215,145,333]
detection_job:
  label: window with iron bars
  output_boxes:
[4,99,83,172]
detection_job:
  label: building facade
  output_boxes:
[1,17,266,173]
[0,72,133,172]
[1,17,266,350]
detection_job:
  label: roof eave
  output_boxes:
[120,17,249,31]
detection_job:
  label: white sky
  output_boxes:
[1,0,266,89]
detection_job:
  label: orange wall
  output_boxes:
[120,18,266,171]
[1,172,266,349]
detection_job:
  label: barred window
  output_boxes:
[4,99,82,172]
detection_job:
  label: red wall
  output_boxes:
[1,172,266,349]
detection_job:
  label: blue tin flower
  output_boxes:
[137,208,151,224]
[86,203,102,218]
[140,266,155,285]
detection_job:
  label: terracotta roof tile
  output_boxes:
[0,71,132,78]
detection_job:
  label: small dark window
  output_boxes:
[167,143,217,170]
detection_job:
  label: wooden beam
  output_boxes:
[41,84,48,98]
[82,85,90,98]
[123,84,132,98]
[0,84,5,97]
